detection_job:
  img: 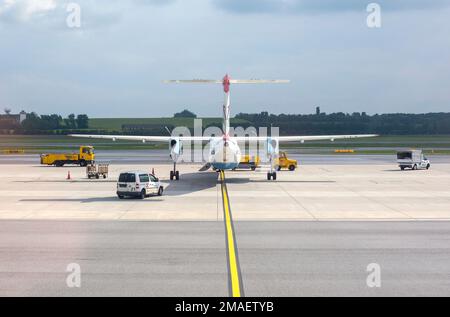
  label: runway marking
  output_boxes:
[219,170,244,297]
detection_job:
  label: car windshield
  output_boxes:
[119,173,135,183]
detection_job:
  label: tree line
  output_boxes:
[0,113,89,134]
[2,110,450,135]
[234,112,450,135]
[22,113,89,130]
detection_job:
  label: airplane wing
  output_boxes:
[70,134,378,142]
[233,134,378,142]
[69,134,213,142]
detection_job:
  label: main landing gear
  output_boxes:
[267,171,277,181]
[267,154,277,181]
[170,162,180,181]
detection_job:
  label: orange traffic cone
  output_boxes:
[67,171,71,180]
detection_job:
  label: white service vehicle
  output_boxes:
[397,150,430,170]
[117,171,164,199]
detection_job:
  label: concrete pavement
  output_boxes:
[0,163,449,221]
[1,160,450,296]
[1,220,449,296]
[1,151,450,165]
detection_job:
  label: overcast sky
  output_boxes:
[0,0,449,117]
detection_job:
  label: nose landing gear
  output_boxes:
[267,153,278,181]
[267,171,277,181]
[170,162,180,181]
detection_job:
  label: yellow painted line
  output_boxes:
[220,170,243,297]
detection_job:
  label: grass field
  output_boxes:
[1,134,450,154]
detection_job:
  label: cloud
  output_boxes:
[0,0,177,28]
[212,0,450,14]
[0,0,125,29]
[1,0,449,116]
[0,0,57,22]
[133,0,177,5]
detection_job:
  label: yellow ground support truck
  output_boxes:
[236,155,260,170]
[275,152,298,171]
[40,146,95,167]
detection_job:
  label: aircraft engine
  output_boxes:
[266,137,279,157]
[169,138,183,161]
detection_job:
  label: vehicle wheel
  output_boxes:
[413,164,417,170]
[267,172,272,181]
[289,165,296,171]
[79,161,87,167]
[427,164,430,170]
[158,187,164,196]
[103,174,107,179]
[140,189,146,200]
[117,194,124,199]
[251,166,256,171]
[96,174,100,179]
[400,166,405,171]
[88,175,91,179]
[175,171,180,181]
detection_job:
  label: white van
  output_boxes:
[117,171,164,199]
[397,150,430,170]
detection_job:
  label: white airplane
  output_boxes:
[71,74,377,181]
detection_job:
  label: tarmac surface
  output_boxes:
[1,150,450,165]
[1,163,450,221]
[1,221,449,296]
[0,157,450,296]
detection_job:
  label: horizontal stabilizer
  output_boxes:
[163,79,222,84]
[229,79,290,84]
[163,79,289,84]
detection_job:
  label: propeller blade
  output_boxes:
[199,163,212,172]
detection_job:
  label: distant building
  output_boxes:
[316,106,321,115]
[0,110,27,128]
[122,123,175,135]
